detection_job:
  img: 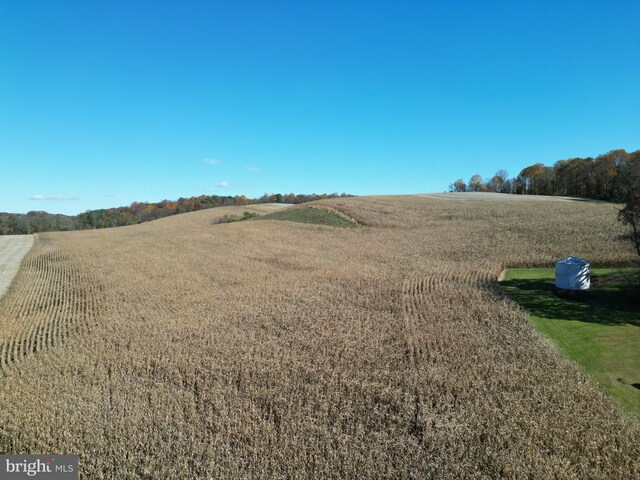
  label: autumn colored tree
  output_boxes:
[450,179,467,192]
[488,170,509,193]
[468,174,485,192]
[1,193,354,235]
[451,149,639,201]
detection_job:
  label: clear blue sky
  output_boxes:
[1,0,639,215]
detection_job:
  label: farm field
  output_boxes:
[415,192,599,202]
[0,195,639,478]
[501,268,640,417]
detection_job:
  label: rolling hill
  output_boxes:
[0,195,638,478]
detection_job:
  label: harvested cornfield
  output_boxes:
[0,235,103,372]
[0,195,638,478]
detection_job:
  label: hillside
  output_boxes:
[0,193,351,235]
[0,195,638,478]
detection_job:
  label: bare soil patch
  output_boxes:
[0,235,34,299]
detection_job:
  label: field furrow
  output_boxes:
[0,235,103,375]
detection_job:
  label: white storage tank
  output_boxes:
[555,256,590,290]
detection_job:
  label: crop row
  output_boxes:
[0,236,101,374]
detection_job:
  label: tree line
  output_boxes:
[0,192,353,235]
[449,149,640,202]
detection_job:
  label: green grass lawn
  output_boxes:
[501,268,640,418]
[254,206,358,228]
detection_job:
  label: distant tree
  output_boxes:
[487,170,508,193]
[493,170,509,192]
[496,169,509,182]
[450,179,467,192]
[502,177,514,194]
[592,151,619,199]
[468,174,485,192]
[449,149,639,201]
[520,163,552,195]
[613,150,640,201]
[1,192,354,235]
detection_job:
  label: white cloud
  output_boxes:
[214,181,229,188]
[31,194,78,201]
[202,158,222,165]
[244,165,260,173]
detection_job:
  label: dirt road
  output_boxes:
[0,235,34,299]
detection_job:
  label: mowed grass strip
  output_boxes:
[501,268,640,417]
[254,206,358,228]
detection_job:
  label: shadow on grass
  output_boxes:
[502,276,640,327]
